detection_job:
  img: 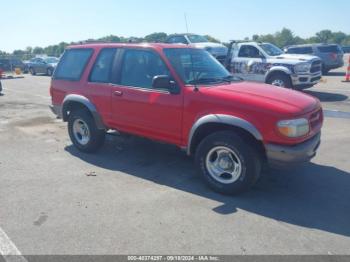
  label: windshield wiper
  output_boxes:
[188,75,236,85]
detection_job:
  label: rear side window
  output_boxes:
[238,45,261,58]
[54,49,93,81]
[287,47,313,54]
[89,48,117,83]
[318,45,341,53]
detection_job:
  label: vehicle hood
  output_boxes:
[202,81,319,116]
[269,54,320,64]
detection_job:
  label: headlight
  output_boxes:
[277,118,310,138]
[294,63,311,73]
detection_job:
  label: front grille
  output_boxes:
[310,60,322,73]
[310,109,323,129]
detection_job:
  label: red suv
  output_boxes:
[50,43,323,195]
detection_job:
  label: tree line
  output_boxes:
[1,28,349,60]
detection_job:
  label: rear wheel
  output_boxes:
[267,73,293,89]
[29,67,36,75]
[322,65,330,75]
[195,131,262,195]
[68,109,105,153]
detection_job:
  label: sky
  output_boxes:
[1,0,349,52]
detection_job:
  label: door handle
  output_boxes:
[113,91,123,97]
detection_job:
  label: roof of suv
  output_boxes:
[286,43,340,48]
[68,43,193,50]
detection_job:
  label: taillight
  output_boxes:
[330,53,337,60]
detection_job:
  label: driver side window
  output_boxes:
[238,46,262,58]
[120,49,170,89]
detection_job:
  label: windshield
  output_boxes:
[164,48,239,85]
[259,43,284,56]
[45,57,59,63]
[187,35,209,43]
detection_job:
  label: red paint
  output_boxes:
[50,43,323,149]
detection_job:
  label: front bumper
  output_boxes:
[265,132,321,168]
[291,72,322,88]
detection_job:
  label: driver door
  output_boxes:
[110,48,183,145]
[232,45,266,82]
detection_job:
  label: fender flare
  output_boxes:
[187,114,263,156]
[265,66,292,82]
[62,94,106,130]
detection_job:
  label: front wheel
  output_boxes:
[195,131,262,195]
[267,73,293,89]
[322,66,330,75]
[47,68,53,76]
[68,109,105,153]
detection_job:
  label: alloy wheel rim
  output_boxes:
[72,119,90,145]
[205,146,242,184]
[271,79,285,87]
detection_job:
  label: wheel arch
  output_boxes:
[62,94,106,130]
[187,114,265,158]
[265,67,292,83]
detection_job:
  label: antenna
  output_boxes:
[184,13,189,34]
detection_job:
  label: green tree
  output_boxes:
[33,47,44,55]
[144,32,167,43]
[331,32,347,44]
[315,30,333,43]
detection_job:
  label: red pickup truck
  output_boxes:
[50,43,323,195]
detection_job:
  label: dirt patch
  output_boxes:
[13,116,66,136]
[14,116,54,127]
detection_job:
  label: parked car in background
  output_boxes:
[225,41,322,89]
[165,33,228,63]
[342,46,350,54]
[50,43,323,195]
[28,57,59,76]
[284,44,344,74]
[0,58,28,73]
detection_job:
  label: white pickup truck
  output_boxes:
[225,42,322,89]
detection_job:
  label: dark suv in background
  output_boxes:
[285,44,344,74]
[0,58,28,73]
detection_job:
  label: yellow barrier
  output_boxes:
[15,68,22,75]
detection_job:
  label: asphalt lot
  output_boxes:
[0,56,350,256]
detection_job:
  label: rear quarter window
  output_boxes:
[287,47,313,54]
[317,45,341,53]
[54,49,93,81]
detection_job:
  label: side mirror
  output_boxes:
[152,75,179,94]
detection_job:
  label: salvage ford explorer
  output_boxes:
[50,43,323,195]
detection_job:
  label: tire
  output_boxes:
[267,73,293,89]
[68,109,105,153]
[195,131,262,195]
[47,68,53,76]
[322,66,329,75]
[29,67,36,75]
